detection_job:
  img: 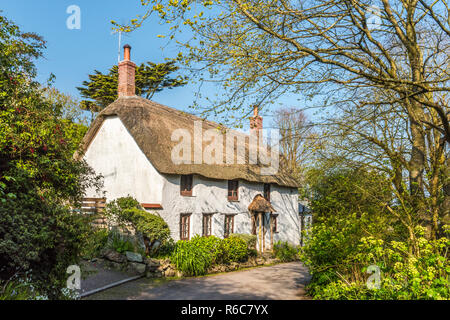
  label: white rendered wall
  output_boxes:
[158,175,301,246]
[83,116,164,204]
[270,185,301,245]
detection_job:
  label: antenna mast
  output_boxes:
[112,29,123,62]
[117,31,122,63]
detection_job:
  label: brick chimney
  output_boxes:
[118,44,136,97]
[250,105,263,131]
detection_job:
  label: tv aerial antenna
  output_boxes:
[111,22,131,62]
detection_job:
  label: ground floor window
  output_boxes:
[224,215,234,238]
[202,214,213,237]
[272,215,278,233]
[180,214,191,240]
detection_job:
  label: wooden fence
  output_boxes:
[78,197,107,229]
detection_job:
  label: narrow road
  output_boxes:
[85,261,311,300]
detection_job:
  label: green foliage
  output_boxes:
[272,241,299,262]
[42,87,89,126]
[151,238,176,259]
[0,14,101,299]
[301,167,450,300]
[304,233,450,300]
[77,61,188,112]
[80,229,109,259]
[108,231,135,254]
[0,276,44,300]
[105,196,141,225]
[229,233,257,249]
[171,235,213,276]
[306,167,393,224]
[105,197,171,255]
[171,235,252,275]
[123,208,171,247]
[223,236,249,262]
[197,235,226,264]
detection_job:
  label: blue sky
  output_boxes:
[1,0,312,127]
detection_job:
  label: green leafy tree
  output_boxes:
[0,14,101,299]
[77,60,187,114]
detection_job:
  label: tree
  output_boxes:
[117,0,449,241]
[42,87,89,126]
[273,107,318,184]
[0,14,101,298]
[77,60,188,115]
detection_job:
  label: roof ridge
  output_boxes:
[115,96,249,136]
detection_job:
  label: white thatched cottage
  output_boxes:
[78,45,301,252]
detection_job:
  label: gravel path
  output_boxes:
[84,261,311,300]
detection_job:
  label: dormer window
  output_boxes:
[180,174,193,196]
[228,180,239,201]
[264,183,271,201]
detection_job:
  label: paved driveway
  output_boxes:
[85,261,311,300]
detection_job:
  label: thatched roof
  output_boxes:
[77,96,299,188]
[248,194,276,213]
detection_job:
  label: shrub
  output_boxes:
[105,197,171,255]
[0,277,42,300]
[122,208,171,255]
[104,196,141,225]
[301,223,450,300]
[199,236,227,264]
[171,235,212,276]
[80,228,109,259]
[223,237,249,262]
[151,238,176,259]
[273,241,299,262]
[171,235,252,276]
[229,233,257,249]
[0,189,93,299]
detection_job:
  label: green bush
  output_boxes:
[122,208,171,255]
[273,241,299,262]
[104,196,141,225]
[301,218,450,300]
[199,235,227,264]
[171,235,212,276]
[230,233,257,249]
[0,277,42,300]
[80,228,109,259]
[223,236,249,262]
[151,238,176,259]
[105,197,171,255]
[0,189,94,299]
[171,235,252,276]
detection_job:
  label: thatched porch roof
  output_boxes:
[248,194,275,213]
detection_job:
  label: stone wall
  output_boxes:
[97,249,285,279]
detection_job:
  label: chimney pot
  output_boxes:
[253,105,258,117]
[123,44,131,61]
[250,105,263,131]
